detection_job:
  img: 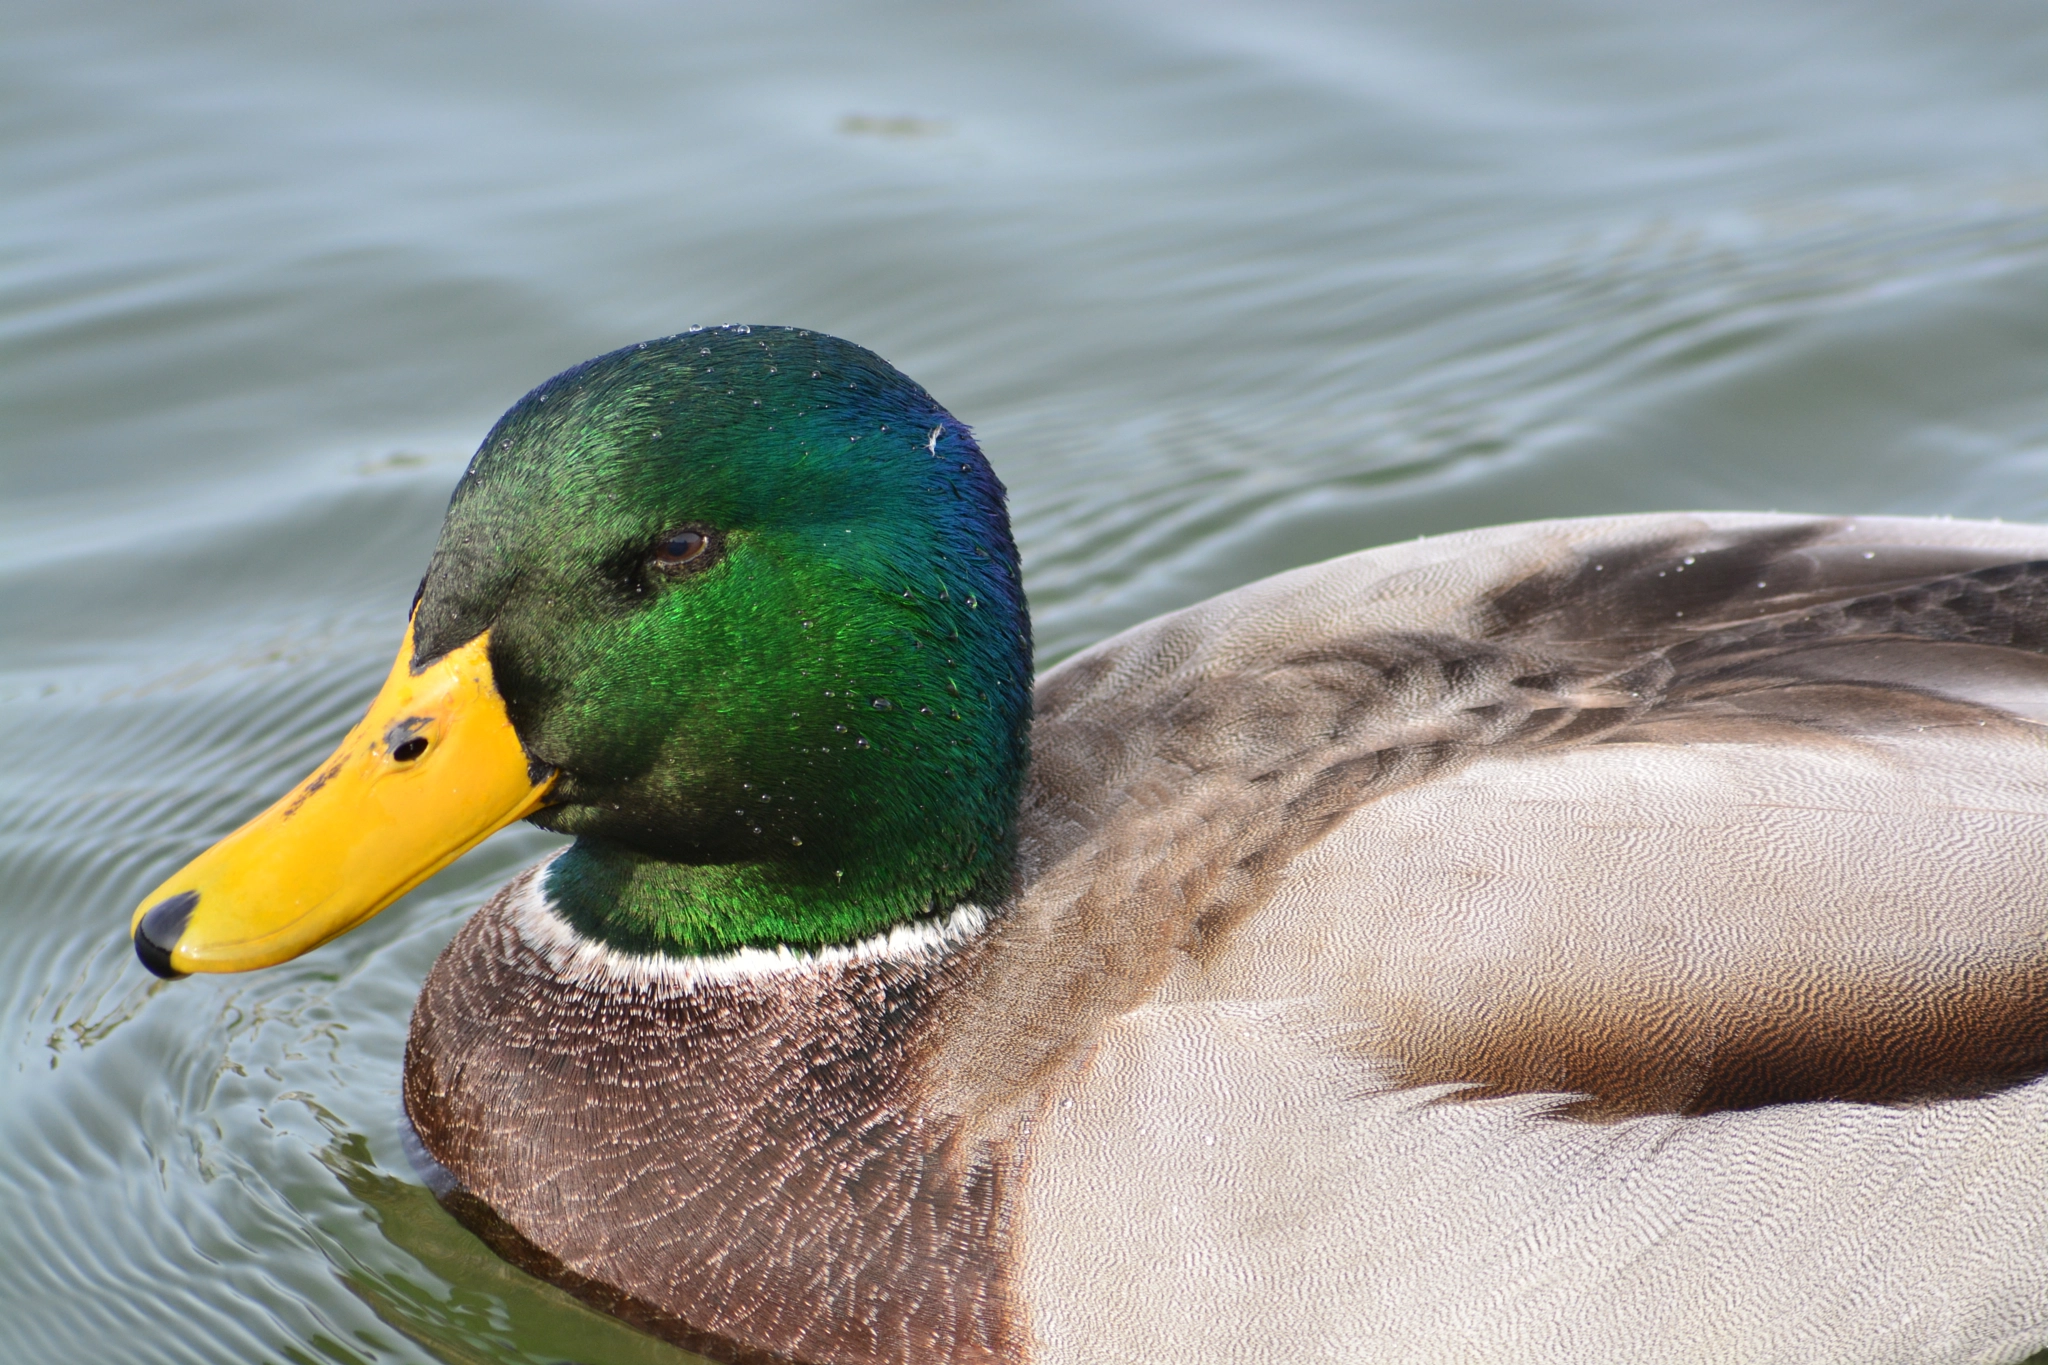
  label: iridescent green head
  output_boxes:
[414,326,1031,957]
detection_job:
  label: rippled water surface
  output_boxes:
[5,3,2048,1361]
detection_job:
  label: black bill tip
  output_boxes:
[134,891,198,979]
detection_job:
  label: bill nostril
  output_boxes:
[385,715,431,762]
[135,891,199,979]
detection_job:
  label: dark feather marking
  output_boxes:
[1390,952,2048,1123]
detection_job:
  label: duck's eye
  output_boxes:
[651,527,712,572]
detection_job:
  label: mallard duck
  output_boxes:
[131,326,2048,1365]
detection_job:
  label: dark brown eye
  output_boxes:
[651,527,712,572]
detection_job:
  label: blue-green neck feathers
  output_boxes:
[414,327,1031,957]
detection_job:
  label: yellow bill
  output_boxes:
[129,624,555,977]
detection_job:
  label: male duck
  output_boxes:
[132,327,2048,1365]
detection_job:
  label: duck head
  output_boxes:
[130,327,1031,975]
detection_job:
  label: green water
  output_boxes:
[4,3,2047,1362]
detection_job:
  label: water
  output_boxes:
[4,2,2047,1361]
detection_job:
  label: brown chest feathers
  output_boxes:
[405,886,1023,1365]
